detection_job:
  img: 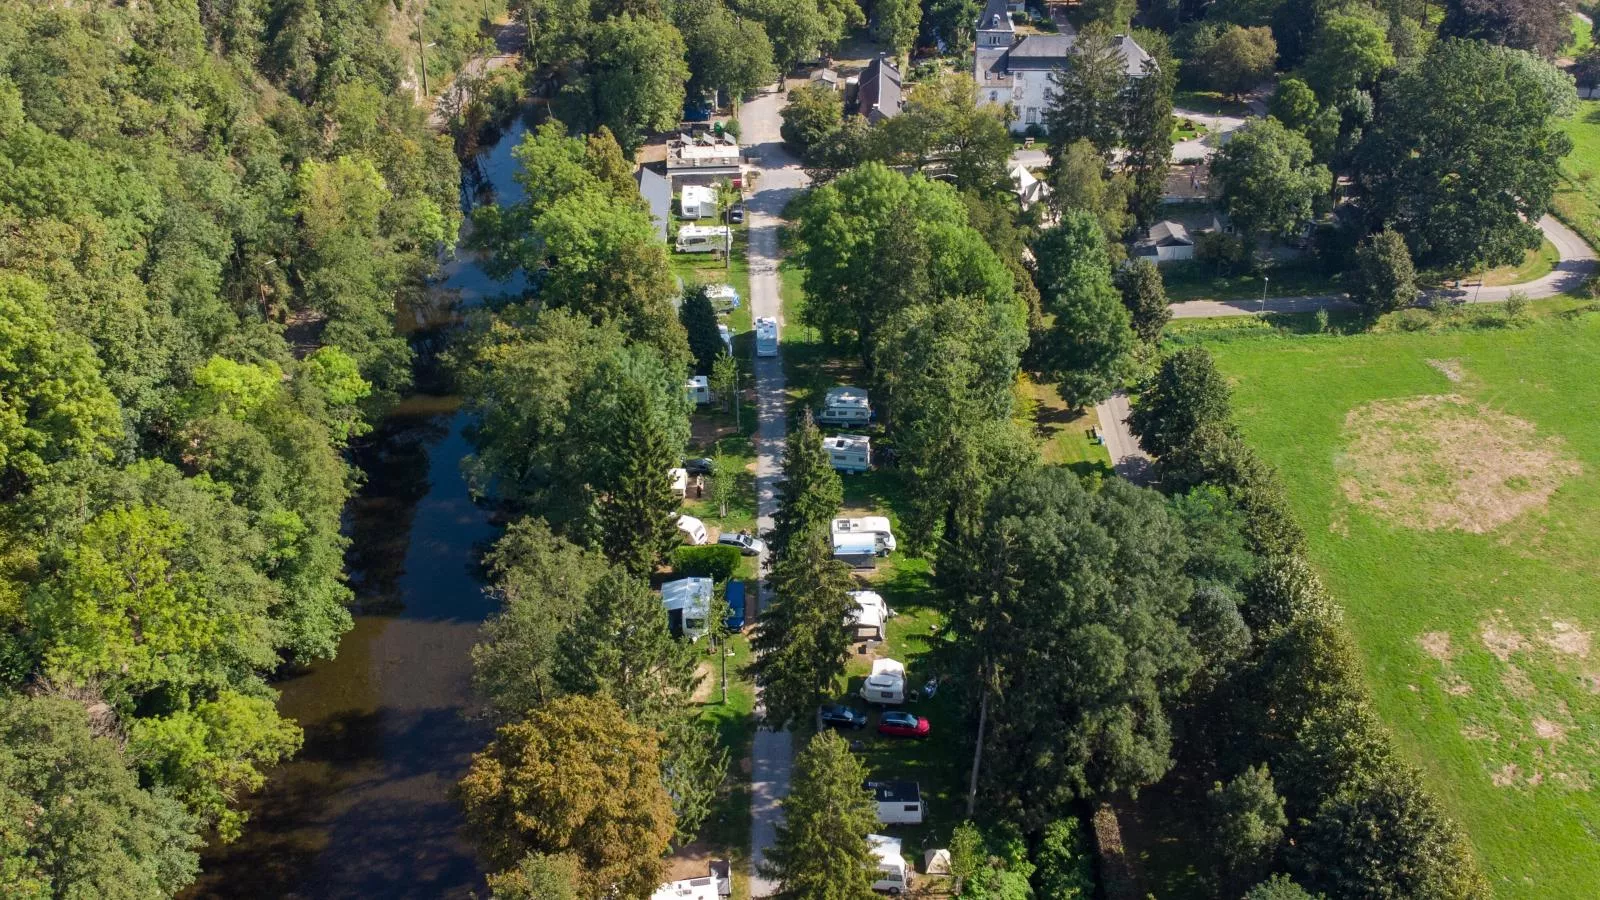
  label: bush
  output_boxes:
[1503,290,1530,321]
[1033,818,1095,899]
[672,545,741,581]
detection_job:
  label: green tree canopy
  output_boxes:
[751,529,855,730]
[1201,25,1279,98]
[1032,212,1136,409]
[1211,117,1332,245]
[1302,13,1393,100]
[1043,30,1130,159]
[1130,347,1233,459]
[676,0,777,102]
[557,14,690,154]
[1115,258,1171,345]
[763,730,879,900]
[1348,229,1417,315]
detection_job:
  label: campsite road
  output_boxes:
[742,82,809,899]
[1170,216,1596,318]
[1093,391,1156,487]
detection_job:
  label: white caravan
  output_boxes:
[817,386,872,426]
[686,375,713,405]
[831,516,896,553]
[860,658,906,705]
[679,184,718,219]
[822,434,871,473]
[754,317,779,357]
[661,576,713,641]
[676,514,709,545]
[676,225,729,253]
[869,834,912,895]
[669,467,689,499]
[846,590,889,640]
[705,283,740,311]
[718,323,733,355]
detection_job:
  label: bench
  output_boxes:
[1091,426,1105,446]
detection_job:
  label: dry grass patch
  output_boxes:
[1337,394,1581,533]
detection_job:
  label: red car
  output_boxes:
[877,711,930,738]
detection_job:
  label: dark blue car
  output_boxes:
[723,580,746,631]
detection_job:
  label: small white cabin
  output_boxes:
[677,514,709,546]
[823,434,871,473]
[860,658,906,705]
[868,781,924,825]
[869,834,912,895]
[686,375,713,405]
[662,576,713,640]
[754,316,779,357]
[676,225,730,253]
[846,590,888,640]
[680,184,718,219]
[670,467,689,499]
[705,283,740,311]
[817,386,872,426]
[831,516,896,553]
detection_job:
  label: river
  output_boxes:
[189,119,530,899]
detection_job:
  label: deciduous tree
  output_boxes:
[1116,258,1172,345]
[1303,14,1393,100]
[1442,0,1571,57]
[557,14,690,154]
[1032,212,1136,409]
[781,82,845,161]
[1348,228,1417,315]
[1201,26,1278,98]
[1210,117,1332,246]
[872,0,922,59]
[1130,347,1232,458]
[1210,764,1288,888]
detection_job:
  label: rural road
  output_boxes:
[741,82,809,899]
[1093,391,1155,486]
[1170,216,1597,318]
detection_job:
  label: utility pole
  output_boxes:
[417,3,430,97]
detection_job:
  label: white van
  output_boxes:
[831,516,896,553]
[818,386,872,426]
[754,317,779,357]
[868,834,912,895]
[860,658,906,705]
[676,514,709,545]
[822,434,870,473]
[676,225,729,253]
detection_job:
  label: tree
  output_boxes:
[1121,51,1176,225]
[1356,39,1574,270]
[946,470,1204,824]
[1115,258,1172,344]
[557,14,689,154]
[762,730,879,900]
[681,284,725,375]
[1129,347,1232,459]
[1209,765,1288,887]
[1049,139,1132,246]
[1442,0,1571,57]
[487,852,583,900]
[711,353,739,418]
[593,375,683,577]
[1268,78,1340,160]
[677,0,777,103]
[557,570,698,728]
[1033,818,1095,899]
[750,530,856,730]
[1210,117,1332,246]
[781,82,845,161]
[1292,767,1489,899]
[1201,26,1278,98]
[1032,212,1137,409]
[948,824,1035,900]
[1044,30,1129,159]
[472,520,612,718]
[770,413,844,557]
[459,695,675,898]
[1348,229,1417,315]
[872,0,922,59]
[0,694,200,899]
[1082,0,1138,30]
[877,74,1014,193]
[925,0,984,51]
[745,0,864,70]
[1244,875,1320,900]
[1303,14,1393,100]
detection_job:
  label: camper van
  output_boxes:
[705,283,740,312]
[754,317,779,357]
[676,514,709,546]
[867,781,924,825]
[847,590,888,640]
[676,225,729,253]
[860,658,907,705]
[679,185,717,219]
[817,386,872,426]
[686,375,713,405]
[822,434,871,473]
[661,577,713,641]
[831,516,897,553]
[869,834,912,895]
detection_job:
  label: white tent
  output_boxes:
[1010,164,1051,210]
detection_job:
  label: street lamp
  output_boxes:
[1260,274,1269,317]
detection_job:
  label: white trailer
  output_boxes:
[670,467,689,499]
[679,184,718,218]
[686,375,713,405]
[817,386,872,426]
[676,225,730,253]
[676,514,709,545]
[860,658,906,705]
[867,781,924,825]
[822,434,871,473]
[705,283,740,311]
[661,576,713,641]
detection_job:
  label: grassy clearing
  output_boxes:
[1555,100,1600,250]
[1565,12,1594,55]
[1195,312,1600,899]
[1172,89,1252,117]
[1475,238,1560,286]
[1162,258,1340,303]
[672,223,754,335]
[691,633,758,900]
[1019,377,1113,475]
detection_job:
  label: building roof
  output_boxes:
[667,136,742,172]
[811,67,840,86]
[678,224,730,239]
[824,385,870,409]
[978,0,1014,33]
[637,167,671,241]
[652,877,720,900]
[858,54,903,123]
[661,577,713,615]
[996,33,1152,76]
[1143,220,1195,247]
[867,781,921,804]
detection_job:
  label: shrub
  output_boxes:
[671,545,741,581]
[1503,290,1529,321]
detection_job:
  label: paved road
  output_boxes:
[1170,106,1247,161]
[1171,216,1597,318]
[741,82,810,899]
[1092,391,1155,486]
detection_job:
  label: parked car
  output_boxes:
[724,580,746,631]
[877,711,930,738]
[718,531,767,556]
[728,203,745,224]
[820,704,869,730]
[683,457,716,475]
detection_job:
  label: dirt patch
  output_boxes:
[1426,358,1467,383]
[1419,631,1454,661]
[1482,619,1529,661]
[1445,678,1473,696]
[1501,665,1538,698]
[1337,394,1580,533]
[1544,621,1592,658]
[1533,717,1569,741]
[1492,763,1523,787]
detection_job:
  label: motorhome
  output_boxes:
[832,532,879,569]
[677,514,709,545]
[822,434,871,473]
[846,590,888,640]
[831,516,896,553]
[866,781,924,825]
[817,386,872,426]
[869,834,912,895]
[670,467,689,499]
[661,576,713,640]
[651,875,720,900]
[860,658,906,705]
[705,283,740,311]
[754,317,779,357]
[679,184,718,219]
[686,375,713,405]
[676,225,729,253]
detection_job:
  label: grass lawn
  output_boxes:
[1171,116,1207,142]
[1477,238,1561,286]
[1163,258,1341,303]
[1019,377,1113,476]
[1555,100,1600,251]
[691,632,759,900]
[1565,12,1593,55]
[1195,312,1600,899]
[672,222,754,335]
[1172,89,1252,117]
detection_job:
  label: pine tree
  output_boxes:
[596,378,681,577]
[763,731,879,900]
[750,530,856,730]
[770,411,843,560]
[1116,258,1172,346]
[680,284,724,375]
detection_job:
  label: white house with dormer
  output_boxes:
[973,0,1152,133]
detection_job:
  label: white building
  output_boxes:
[868,781,925,825]
[974,0,1151,133]
[822,434,871,473]
[666,133,742,187]
[661,576,714,640]
[1133,220,1196,263]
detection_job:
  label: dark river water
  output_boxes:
[189,120,530,899]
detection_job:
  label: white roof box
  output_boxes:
[824,386,870,409]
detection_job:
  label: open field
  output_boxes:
[1556,100,1600,252]
[1200,313,1600,899]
